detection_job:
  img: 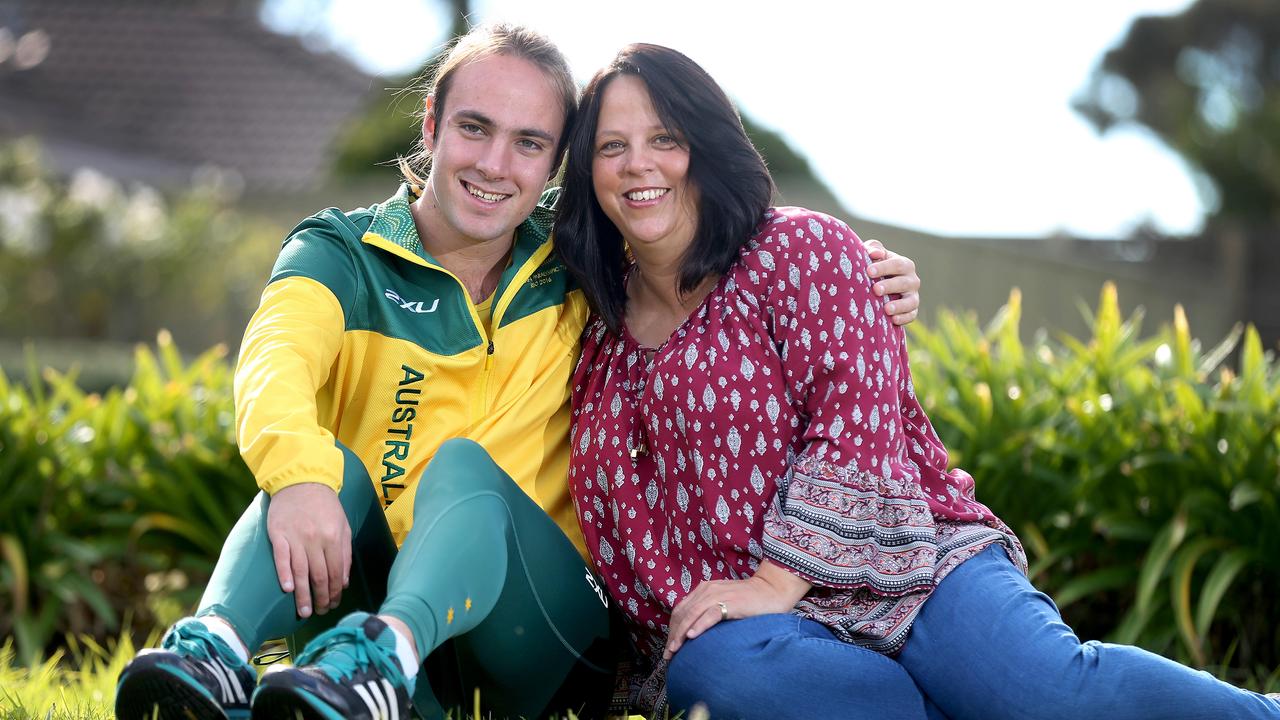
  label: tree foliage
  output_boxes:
[1075,0,1280,221]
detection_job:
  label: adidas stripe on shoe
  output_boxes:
[252,612,413,720]
[115,617,255,720]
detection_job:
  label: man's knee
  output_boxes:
[432,437,492,468]
[415,438,512,502]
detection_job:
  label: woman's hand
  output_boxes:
[664,560,811,660]
[864,239,921,326]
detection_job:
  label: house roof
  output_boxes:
[0,0,376,191]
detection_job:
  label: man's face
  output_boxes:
[420,53,566,249]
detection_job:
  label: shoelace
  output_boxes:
[296,625,403,686]
[163,621,245,671]
[252,647,291,667]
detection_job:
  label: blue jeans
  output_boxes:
[899,544,1280,719]
[668,545,1280,720]
[667,614,932,720]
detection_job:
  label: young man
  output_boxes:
[114,23,923,720]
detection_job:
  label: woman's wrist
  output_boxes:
[753,559,812,606]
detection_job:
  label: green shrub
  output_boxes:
[910,283,1280,688]
[0,332,256,666]
[1,284,1277,691]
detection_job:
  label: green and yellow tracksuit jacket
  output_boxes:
[233,184,589,554]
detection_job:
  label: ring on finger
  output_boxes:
[717,601,728,621]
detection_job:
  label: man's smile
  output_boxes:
[462,180,511,204]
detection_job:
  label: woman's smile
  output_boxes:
[622,186,671,206]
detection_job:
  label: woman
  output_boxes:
[555,43,1280,720]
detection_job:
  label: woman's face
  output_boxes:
[591,75,699,253]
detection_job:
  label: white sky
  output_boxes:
[264,0,1205,239]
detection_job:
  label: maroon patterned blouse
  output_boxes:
[569,208,1025,697]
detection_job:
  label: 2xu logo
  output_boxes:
[584,568,609,609]
[384,288,439,314]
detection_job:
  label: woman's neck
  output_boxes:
[628,238,700,312]
[626,253,718,348]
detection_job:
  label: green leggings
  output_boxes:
[197,439,616,719]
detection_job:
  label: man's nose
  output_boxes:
[475,141,510,179]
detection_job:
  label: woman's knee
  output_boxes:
[668,616,925,720]
[667,617,787,714]
[670,616,792,679]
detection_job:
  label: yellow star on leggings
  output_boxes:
[465,598,472,611]
[446,607,454,624]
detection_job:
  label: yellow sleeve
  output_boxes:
[233,276,346,495]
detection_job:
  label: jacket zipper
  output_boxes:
[469,240,557,425]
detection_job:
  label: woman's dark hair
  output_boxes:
[555,43,774,334]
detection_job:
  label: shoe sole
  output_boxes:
[115,663,241,720]
[251,685,347,720]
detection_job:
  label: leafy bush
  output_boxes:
[1,284,1276,693]
[910,283,1280,688]
[0,332,256,666]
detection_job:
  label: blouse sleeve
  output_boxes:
[757,210,938,596]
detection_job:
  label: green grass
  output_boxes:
[0,635,140,720]
[0,635,641,720]
[1,628,1273,718]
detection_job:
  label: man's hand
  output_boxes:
[266,482,351,618]
[864,238,921,326]
[664,560,811,660]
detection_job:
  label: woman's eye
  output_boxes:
[599,140,624,154]
[654,134,678,147]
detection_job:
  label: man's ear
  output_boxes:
[423,95,438,152]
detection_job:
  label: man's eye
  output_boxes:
[460,123,484,135]
[518,139,544,151]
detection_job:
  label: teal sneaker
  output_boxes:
[252,612,414,720]
[115,617,254,720]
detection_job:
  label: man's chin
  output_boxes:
[458,221,519,246]
[464,208,534,237]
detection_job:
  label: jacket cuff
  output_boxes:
[257,463,343,496]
